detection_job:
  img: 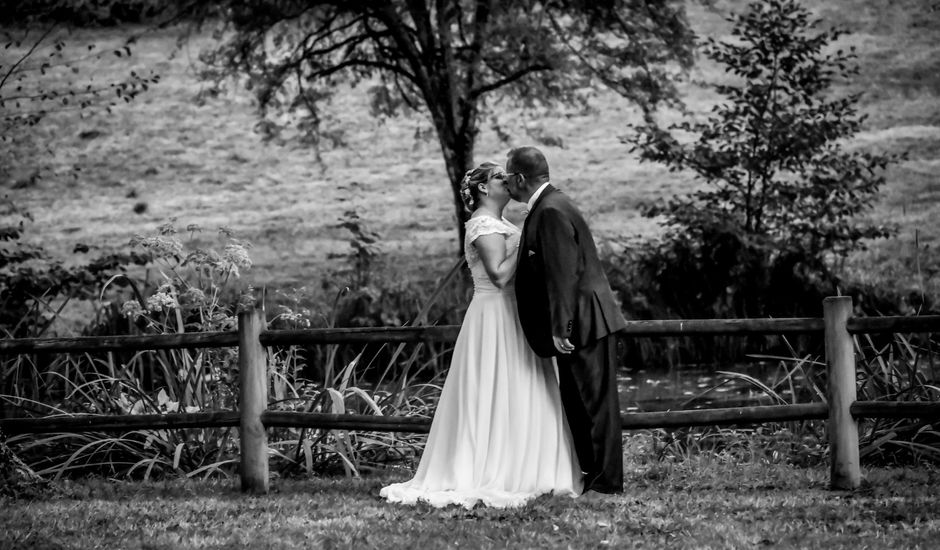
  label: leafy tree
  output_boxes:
[0,1,161,186]
[192,0,695,247]
[625,0,894,318]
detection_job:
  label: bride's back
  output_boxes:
[464,215,520,293]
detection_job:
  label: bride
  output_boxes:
[380,162,583,508]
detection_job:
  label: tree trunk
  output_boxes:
[422,59,479,256]
[437,131,475,256]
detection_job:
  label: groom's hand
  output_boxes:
[553,336,575,355]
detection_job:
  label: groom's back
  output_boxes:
[517,188,627,351]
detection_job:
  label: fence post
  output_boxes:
[238,306,269,494]
[823,296,861,490]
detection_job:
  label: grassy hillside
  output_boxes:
[4,0,939,332]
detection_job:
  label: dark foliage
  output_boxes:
[0,0,188,26]
[623,0,897,324]
[0,200,149,338]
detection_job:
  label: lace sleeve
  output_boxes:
[465,216,512,245]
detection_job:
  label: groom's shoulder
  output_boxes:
[538,192,569,215]
[543,186,570,206]
[545,188,582,212]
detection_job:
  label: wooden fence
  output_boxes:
[3,296,940,493]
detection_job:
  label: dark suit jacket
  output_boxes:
[515,185,627,357]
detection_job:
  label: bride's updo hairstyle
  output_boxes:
[459,162,502,212]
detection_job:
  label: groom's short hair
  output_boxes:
[507,146,550,182]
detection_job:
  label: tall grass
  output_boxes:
[653,330,940,467]
[854,332,940,464]
[8,325,938,480]
[264,256,467,477]
[2,222,464,480]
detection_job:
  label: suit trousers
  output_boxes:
[556,334,624,493]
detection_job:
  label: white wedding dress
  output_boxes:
[380,215,582,508]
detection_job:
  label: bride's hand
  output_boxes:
[475,233,518,289]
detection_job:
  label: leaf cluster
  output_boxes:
[0,199,149,338]
[328,209,382,289]
[0,0,187,27]
[1,28,159,134]
[0,14,161,191]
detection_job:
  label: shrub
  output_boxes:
[0,199,148,339]
[623,0,896,322]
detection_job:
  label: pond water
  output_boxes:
[617,361,813,412]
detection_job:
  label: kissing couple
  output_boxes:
[381,146,627,508]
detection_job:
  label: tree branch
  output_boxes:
[463,0,493,100]
[469,63,551,99]
[0,26,56,92]
[373,4,433,97]
[307,58,415,81]
[405,0,436,61]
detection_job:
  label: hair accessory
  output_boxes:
[459,170,475,210]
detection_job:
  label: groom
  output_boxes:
[506,146,627,494]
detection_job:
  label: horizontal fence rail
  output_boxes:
[6,401,939,437]
[262,412,432,433]
[259,326,461,346]
[4,315,940,355]
[846,315,940,334]
[851,401,940,419]
[0,331,240,354]
[2,412,240,435]
[619,403,829,429]
[3,299,940,494]
[618,318,825,335]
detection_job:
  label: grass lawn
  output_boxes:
[3,459,939,549]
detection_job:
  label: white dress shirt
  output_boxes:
[526,181,552,213]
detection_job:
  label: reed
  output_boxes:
[2,224,462,480]
[651,330,940,466]
[853,332,940,464]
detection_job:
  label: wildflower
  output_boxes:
[183,248,222,276]
[121,300,144,319]
[136,235,183,260]
[215,315,237,331]
[146,284,179,312]
[275,308,310,328]
[221,243,252,277]
[180,287,207,305]
[158,218,178,235]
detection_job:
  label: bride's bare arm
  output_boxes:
[473,233,518,289]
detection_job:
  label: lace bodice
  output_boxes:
[464,215,521,293]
